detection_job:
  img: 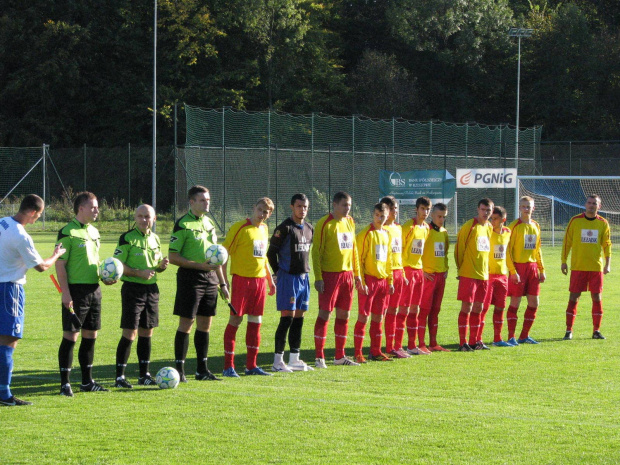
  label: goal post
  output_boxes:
[516,176,620,245]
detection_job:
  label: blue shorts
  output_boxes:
[0,282,25,339]
[276,270,310,311]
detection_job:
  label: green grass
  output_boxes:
[3,232,620,464]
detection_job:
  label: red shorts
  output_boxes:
[402,267,424,307]
[486,274,508,308]
[457,276,488,303]
[319,271,354,312]
[420,272,447,310]
[358,275,389,317]
[388,269,405,308]
[231,275,266,316]
[569,270,603,294]
[508,262,540,297]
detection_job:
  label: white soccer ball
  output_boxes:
[205,244,228,266]
[155,367,180,389]
[98,257,124,283]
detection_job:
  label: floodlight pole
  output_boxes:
[508,28,533,173]
[152,0,157,216]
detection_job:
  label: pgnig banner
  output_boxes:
[456,168,517,188]
[379,170,456,205]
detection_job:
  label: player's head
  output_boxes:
[490,205,507,230]
[586,194,601,215]
[252,197,274,224]
[290,193,309,222]
[18,194,44,224]
[431,203,447,227]
[415,196,432,221]
[135,204,155,233]
[188,185,210,215]
[380,196,398,222]
[373,202,389,228]
[477,198,494,223]
[74,191,98,223]
[332,191,352,219]
[519,196,534,217]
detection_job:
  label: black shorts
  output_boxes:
[121,281,159,330]
[62,284,101,332]
[173,268,218,319]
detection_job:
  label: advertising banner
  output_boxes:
[456,168,517,188]
[379,170,456,205]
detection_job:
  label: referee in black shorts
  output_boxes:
[113,205,169,388]
[170,186,229,382]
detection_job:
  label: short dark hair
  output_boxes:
[333,191,351,204]
[374,202,389,213]
[291,193,308,205]
[19,194,44,214]
[73,191,97,214]
[478,198,493,208]
[416,196,431,208]
[380,196,396,208]
[493,206,507,218]
[432,202,447,212]
[188,185,209,201]
[587,194,602,205]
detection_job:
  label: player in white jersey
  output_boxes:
[0,195,65,406]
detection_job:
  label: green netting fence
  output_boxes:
[179,105,542,235]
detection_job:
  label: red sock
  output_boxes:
[384,313,397,353]
[417,307,431,348]
[428,304,441,347]
[406,311,418,350]
[519,306,537,339]
[478,306,489,342]
[566,300,578,331]
[354,321,366,357]
[334,318,349,360]
[507,306,519,339]
[223,324,239,370]
[370,320,382,356]
[314,317,329,359]
[468,312,480,346]
[458,311,469,345]
[245,322,261,370]
[493,309,504,342]
[592,301,603,331]
[394,312,407,350]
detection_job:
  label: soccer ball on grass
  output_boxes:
[156,367,180,389]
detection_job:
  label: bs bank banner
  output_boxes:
[456,168,517,189]
[379,170,456,205]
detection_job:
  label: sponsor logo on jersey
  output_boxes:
[411,239,424,255]
[0,219,9,230]
[375,244,388,262]
[295,243,310,252]
[524,234,536,249]
[337,232,353,250]
[169,236,179,243]
[494,244,506,259]
[477,236,490,252]
[581,229,598,243]
[391,236,402,253]
[113,248,123,256]
[434,242,445,257]
[253,240,267,257]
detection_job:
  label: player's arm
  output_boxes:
[33,243,65,272]
[264,261,276,296]
[114,235,155,280]
[55,260,73,309]
[312,217,326,292]
[535,224,545,282]
[561,218,575,275]
[267,224,287,276]
[454,223,466,271]
[351,223,363,291]
[444,232,450,278]
[602,222,612,274]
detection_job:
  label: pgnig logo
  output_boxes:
[390,172,405,187]
[459,171,472,186]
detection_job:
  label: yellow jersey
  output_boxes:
[422,222,449,273]
[222,219,269,278]
[356,224,393,284]
[454,218,492,280]
[402,218,430,269]
[489,226,512,275]
[384,223,403,270]
[561,213,611,272]
[507,218,544,274]
[312,213,361,281]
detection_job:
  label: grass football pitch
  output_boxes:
[2,232,620,464]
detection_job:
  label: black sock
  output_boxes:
[174,331,189,376]
[78,337,96,385]
[58,338,76,386]
[137,336,152,377]
[194,330,209,374]
[289,317,304,353]
[275,316,294,354]
[115,336,133,378]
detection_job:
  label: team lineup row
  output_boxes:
[0,187,611,405]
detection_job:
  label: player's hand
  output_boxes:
[444,272,449,279]
[272,274,278,285]
[423,272,434,281]
[389,285,395,295]
[202,262,219,272]
[510,273,520,284]
[219,285,230,300]
[267,280,276,296]
[103,279,117,286]
[53,243,66,257]
[359,284,368,295]
[315,280,324,293]
[561,263,568,275]
[62,293,73,310]
[539,272,546,283]
[354,276,363,292]
[140,269,156,280]
[158,257,170,271]
[604,265,611,274]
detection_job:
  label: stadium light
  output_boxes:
[508,27,533,172]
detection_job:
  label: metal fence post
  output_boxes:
[128,143,131,229]
[42,144,47,229]
[328,144,332,202]
[83,143,87,190]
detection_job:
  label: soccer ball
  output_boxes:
[98,257,124,283]
[155,367,180,389]
[205,244,228,266]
